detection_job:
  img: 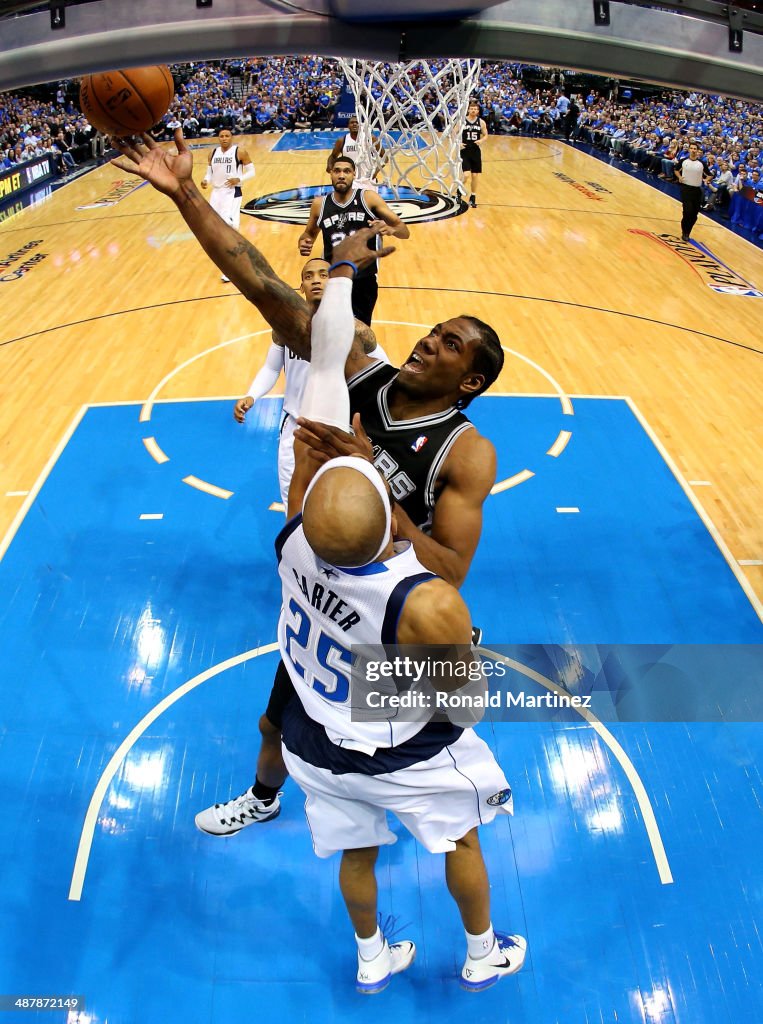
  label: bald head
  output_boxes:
[303,463,390,568]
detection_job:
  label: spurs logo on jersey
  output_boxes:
[462,118,482,146]
[209,145,241,190]
[348,361,474,531]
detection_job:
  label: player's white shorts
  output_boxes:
[277,412,297,510]
[282,728,512,858]
[209,186,242,230]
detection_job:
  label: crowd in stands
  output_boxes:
[161,56,343,138]
[473,65,763,211]
[1,57,761,216]
[0,84,106,175]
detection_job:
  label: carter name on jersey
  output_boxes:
[291,567,362,632]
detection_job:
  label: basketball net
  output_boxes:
[336,58,482,197]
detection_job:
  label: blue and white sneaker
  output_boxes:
[356,938,416,995]
[460,932,527,992]
[194,788,281,836]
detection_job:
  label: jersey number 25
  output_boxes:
[283,597,352,703]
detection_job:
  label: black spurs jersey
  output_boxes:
[462,117,482,148]
[348,361,474,531]
[319,188,379,279]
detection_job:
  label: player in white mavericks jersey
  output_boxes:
[233,258,388,508]
[326,114,386,191]
[201,128,254,280]
[273,233,526,995]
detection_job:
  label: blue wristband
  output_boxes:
[328,260,358,277]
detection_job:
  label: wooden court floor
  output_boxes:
[0,132,761,612]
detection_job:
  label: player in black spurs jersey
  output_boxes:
[298,155,409,326]
[461,99,488,208]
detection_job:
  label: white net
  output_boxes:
[336,58,482,197]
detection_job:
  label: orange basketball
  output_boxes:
[79,65,174,135]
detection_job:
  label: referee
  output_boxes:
[676,141,707,242]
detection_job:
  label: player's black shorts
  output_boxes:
[461,145,482,174]
[351,273,379,327]
[264,659,295,729]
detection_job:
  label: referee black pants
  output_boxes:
[680,184,703,238]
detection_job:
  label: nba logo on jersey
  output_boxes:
[411,435,428,453]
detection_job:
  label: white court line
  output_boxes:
[626,397,763,624]
[739,560,763,566]
[556,507,580,513]
[269,502,285,513]
[142,436,169,464]
[183,475,233,500]
[688,480,712,486]
[0,406,87,565]
[491,469,534,495]
[480,648,674,885]
[139,513,164,520]
[547,430,572,458]
[68,641,280,901]
[5,491,29,497]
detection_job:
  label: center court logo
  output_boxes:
[243,185,467,225]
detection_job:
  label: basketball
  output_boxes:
[79,65,174,135]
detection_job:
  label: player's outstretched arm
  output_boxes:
[111,129,313,353]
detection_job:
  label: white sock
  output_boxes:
[466,923,496,960]
[300,277,354,431]
[356,926,385,961]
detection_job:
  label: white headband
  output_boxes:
[302,456,392,566]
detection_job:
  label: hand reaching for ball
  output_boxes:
[111,128,194,198]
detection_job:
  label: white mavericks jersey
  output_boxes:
[341,132,377,186]
[209,145,241,189]
[283,344,309,419]
[341,132,361,166]
[276,519,436,752]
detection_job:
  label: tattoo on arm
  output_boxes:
[221,238,279,282]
